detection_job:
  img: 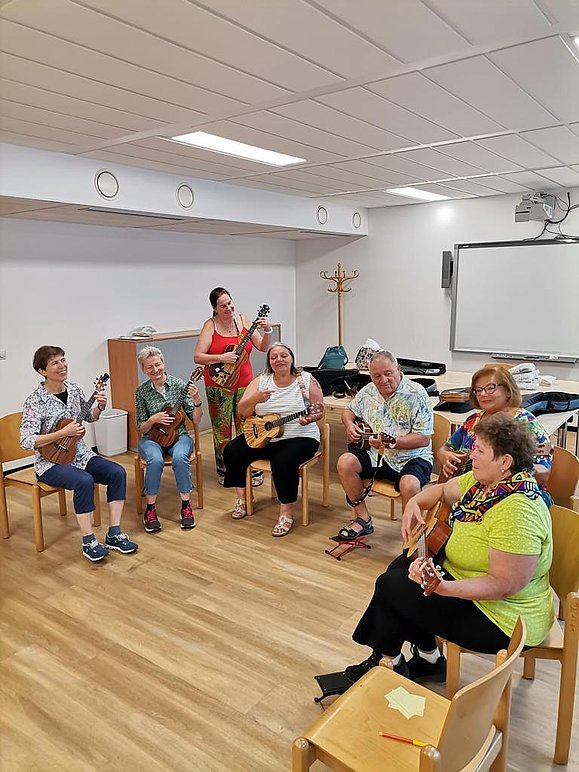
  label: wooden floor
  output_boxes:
[1,421,577,771]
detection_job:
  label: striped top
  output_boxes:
[256,371,320,442]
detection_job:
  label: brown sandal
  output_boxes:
[272,514,293,537]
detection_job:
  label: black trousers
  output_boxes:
[223,434,319,504]
[352,553,510,656]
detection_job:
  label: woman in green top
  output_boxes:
[343,414,553,685]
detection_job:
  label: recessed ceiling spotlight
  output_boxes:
[386,186,450,202]
[164,131,306,167]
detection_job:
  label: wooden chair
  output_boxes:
[245,422,330,526]
[445,505,579,765]
[293,617,526,772]
[0,412,101,552]
[135,420,203,513]
[365,413,453,520]
[548,445,579,511]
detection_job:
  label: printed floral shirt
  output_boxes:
[20,382,97,476]
[347,377,434,471]
[135,374,196,439]
[446,408,553,470]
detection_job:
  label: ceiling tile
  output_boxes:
[538,1,579,27]
[326,160,422,187]
[520,126,579,164]
[490,37,579,123]
[72,0,341,92]
[431,179,497,196]
[395,147,486,177]
[0,101,133,139]
[464,175,532,193]
[0,53,207,125]
[317,88,458,144]
[425,55,558,130]
[0,116,107,145]
[0,19,244,115]
[0,80,164,132]
[407,182,474,198]
[427,0,551,45]
[434,141,522,172]
[271,100,406,152]
[311,0,468,63]
[195,0,398,78]
[475,134,560,168]
[231,110,384,159]
[198,118,344,163]
[533,166,579,187]
[84,146,229,179]
[366,72,502,136]
[501,170,562,189]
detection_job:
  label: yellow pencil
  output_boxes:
[378,731,429,747]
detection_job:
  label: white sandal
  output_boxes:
[272,514,293,537]
[231,498,247,520]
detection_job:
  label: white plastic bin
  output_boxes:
[94,409,128,456]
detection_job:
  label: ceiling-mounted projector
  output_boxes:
[515,192,554,222]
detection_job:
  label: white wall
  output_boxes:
[0,219,296,414]
[296,188,579,381]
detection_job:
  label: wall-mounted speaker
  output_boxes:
[441,250,453,288]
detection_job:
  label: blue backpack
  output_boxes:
[318,346,348,369]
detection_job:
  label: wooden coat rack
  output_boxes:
[320,262,359,346]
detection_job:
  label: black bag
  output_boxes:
[304,367,369,397]
[408,377,439,396]
[521,391,579,415]
[398,358,447,376]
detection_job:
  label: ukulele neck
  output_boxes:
[268,408,308,428]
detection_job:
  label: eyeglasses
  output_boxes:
[472,383,503,396]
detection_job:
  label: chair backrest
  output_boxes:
[0,412,33,464]
[548,446,579,508]
[184,416,201,449]
[432,413,452,454]
[549,505,579,605]
[434,617,526,771]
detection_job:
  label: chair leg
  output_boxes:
[292,738,315,771]
[301,466,309,527]
[322,440,330,509]
[135,457,144,516]
[554,642,578,764]
[32,486,45,552]
[57,488,67,516]
[93,485,101,528]
[445,642,461,698]
[522,656,536,680]
[246,466,254,515]
[195,453,204,509]
[390,499,396,521]
[490,649,511,772]
[0,485,10,539]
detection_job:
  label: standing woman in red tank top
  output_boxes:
[194,287,272,485]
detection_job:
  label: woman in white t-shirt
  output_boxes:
[223,344,324,536]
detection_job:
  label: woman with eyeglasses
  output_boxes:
[436,366,552,497]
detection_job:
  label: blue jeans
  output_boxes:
[39,455,126,515]
[138,433,194,495]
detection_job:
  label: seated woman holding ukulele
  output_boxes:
[135,346,203,533]
[437,366,552,498]
[344,414,553,685]
[222,344,323,536]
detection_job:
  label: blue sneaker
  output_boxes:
[105,532,139,554]
[82,538,109,562]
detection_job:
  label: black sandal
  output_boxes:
[331,516,374,542]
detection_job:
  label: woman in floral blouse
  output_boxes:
[20,345,138,563]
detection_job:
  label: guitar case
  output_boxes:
[398,358,446,376]
[303,367,370,397]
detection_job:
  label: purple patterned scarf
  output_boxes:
[449,471,542,525]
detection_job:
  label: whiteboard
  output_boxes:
[451,240,579,360]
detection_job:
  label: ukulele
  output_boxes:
[147,367,204,448]
[208,304,270,390]
[352,418,396,450]
[404,499,452,596]
[40,373,110,465]
[244,403,323,449]
[437,451,471,484]
[404,499,452,561]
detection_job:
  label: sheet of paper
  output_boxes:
[385,686,426,719]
